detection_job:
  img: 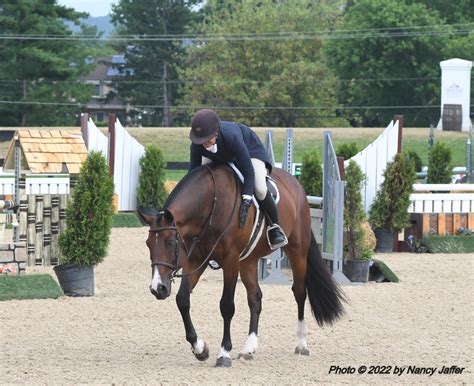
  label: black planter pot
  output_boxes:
[53,263,95,297]
[343,260,372,283]
[374,228,395,253]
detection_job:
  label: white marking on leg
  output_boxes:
[150,266,162,293]
[296,320,308,350]
[218,346,232,359]
[240,332,258,355]
[192,338,205,355]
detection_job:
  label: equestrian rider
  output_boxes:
[188,109,288,250]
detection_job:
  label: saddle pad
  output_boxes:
[228,162,279,260]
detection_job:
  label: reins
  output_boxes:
[149,165,239,279]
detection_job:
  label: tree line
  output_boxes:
[0,0,472,128]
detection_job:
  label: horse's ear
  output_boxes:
[137,207,159,225]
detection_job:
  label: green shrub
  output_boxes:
[344,160,370,261]
[405,150,423,172]
[427,142,452,183]
[136,145,167,209]
[336,142,359,160]
[369,153,416,233]
[300,150,323,196]
[59,151,115,266]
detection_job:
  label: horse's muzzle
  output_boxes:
[150,284,170,300]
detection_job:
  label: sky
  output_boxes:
[57,0,118,17]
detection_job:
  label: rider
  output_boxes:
[188,109,288,250]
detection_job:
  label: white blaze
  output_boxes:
[150,266,163,292]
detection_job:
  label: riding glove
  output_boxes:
[239,197,252,228]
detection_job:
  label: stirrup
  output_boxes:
[266,224,288,250]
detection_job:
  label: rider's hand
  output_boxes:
[239,195,252,228]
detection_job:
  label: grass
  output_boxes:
[0,274,63,301]
[125,126,469,173]
[2,126,469,180]
[421,235,474,253]
[112,212,144,228]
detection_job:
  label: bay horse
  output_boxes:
[140,163,345,367]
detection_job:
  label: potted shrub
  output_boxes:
[368,153,417,252]
[336,142,360,160]
[342,160,373,282]
[300,150,323,197]
[427,142,452,184]
[136,145,167,210]
[54,151,115,296]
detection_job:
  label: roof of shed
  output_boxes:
[3,129,88,174]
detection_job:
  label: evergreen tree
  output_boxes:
[300,150,323,197]
[0,1,100,126]
[336,143,359,160]
[427,142,452,184]
[344,160,367,260]
[136,145,167,208]
[110,0,199,126]
[369,153,416,233]
[59,151,115,266]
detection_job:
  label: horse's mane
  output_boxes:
[162,165,210,209]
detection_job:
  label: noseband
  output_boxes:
[148,165,239,279]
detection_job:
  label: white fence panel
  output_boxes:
[409,192,474,213]
[113,119,145,211]
[0,175,15,195]
[87,118,109,160]
[346,120,400,213]
[25,175,70,194]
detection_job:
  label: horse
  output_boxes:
[140,163,345,367]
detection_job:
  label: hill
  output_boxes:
[65,16,114,39]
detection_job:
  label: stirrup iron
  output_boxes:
[266,224,288,250]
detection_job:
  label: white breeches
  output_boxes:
[201,157,268,200]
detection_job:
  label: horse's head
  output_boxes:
[139,208,184,300]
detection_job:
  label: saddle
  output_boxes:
[227,163,280,260]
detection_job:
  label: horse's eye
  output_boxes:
[166,239,175,247]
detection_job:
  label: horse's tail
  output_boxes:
[306,231,345,326]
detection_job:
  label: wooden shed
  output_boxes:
[3,129,88,174]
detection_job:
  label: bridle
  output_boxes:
[149,165,239,279]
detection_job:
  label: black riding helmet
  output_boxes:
[189,109,220,144]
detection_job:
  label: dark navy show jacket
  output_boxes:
[189,121,272,196]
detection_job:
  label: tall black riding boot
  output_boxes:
[259,191,288,249]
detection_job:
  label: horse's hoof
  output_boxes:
[194,343,209,361]
[238,352,254,360]
[294,347,310,356]
[215,357,232,368]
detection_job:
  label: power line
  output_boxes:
[0,24,472,42]
[1,22,472,39]
[1,99,467,110]
[0,76,441,85]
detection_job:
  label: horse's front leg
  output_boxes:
[237,260,262,360]
[176,276,209,361]
[215,267,239,368]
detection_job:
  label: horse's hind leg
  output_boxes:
[238,259,262,360]
[284,242,310,356]
[215,265,239,368]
